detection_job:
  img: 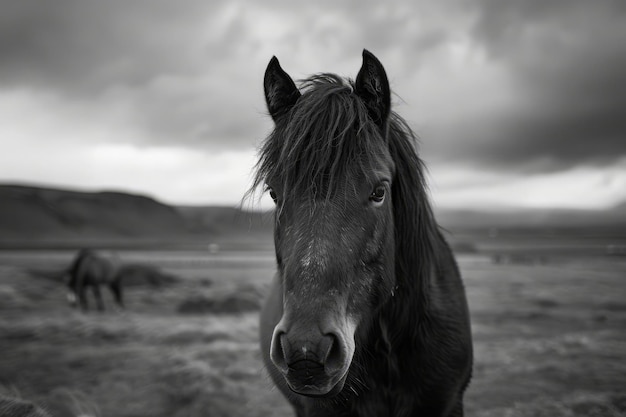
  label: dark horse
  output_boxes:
[254,50,472,417]
[65,249,124,311]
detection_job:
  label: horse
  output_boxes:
[253,50,473,417]
[65,249,124,311]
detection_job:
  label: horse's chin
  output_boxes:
[286,371,349,398]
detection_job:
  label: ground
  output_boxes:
[0,238,625,417]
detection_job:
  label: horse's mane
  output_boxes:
[252,73,439,301]
[386,114,439,307]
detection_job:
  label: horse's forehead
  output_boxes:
[298,238,331,281]
[284,203,363,260]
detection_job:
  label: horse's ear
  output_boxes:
[264,56,301,121]
[355,49,391,128]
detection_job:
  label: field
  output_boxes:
[1,234,625,417]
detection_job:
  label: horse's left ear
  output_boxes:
[264,56,301,121]
[355,49,391,129]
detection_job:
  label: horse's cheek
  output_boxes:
[345,267,376,320]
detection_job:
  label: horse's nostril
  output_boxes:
[270,331,289,374]
[279,332,288,361]
[322,333,344,374]
[318,334,333,362]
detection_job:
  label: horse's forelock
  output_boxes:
[252,73,388,205]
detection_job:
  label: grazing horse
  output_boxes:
[254,50,473,417]
[66,249,124,311]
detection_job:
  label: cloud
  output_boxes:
[0,0,275,151]
[437,0,626,171]
[429,158,626,210]
[0,0,464,153]
[0,0,211,92]
[1,0,624,208]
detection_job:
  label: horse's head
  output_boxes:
[63,272,78,307]
[65,248,94,308]
[256,50,398,397]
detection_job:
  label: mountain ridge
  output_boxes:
[0,183,624,243]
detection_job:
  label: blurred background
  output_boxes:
[1,1,625,417]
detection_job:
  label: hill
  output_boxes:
[435,204,626,235]
[0,184,191,239]
[0,185,271,246]
[0,183,624,246]
[176,205,272,236]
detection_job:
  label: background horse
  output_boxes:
[255,50,472,417]
[66,249,124,311]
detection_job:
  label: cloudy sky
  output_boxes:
[1,0,625,210]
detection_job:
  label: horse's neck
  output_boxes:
[100,251,122,274]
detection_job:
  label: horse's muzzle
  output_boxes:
[270,321,354,397]
[66,291,78,307]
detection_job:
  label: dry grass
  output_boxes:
[0,249,625,417]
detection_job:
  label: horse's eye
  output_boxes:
[269,189,278,204]
[369,185,386,205]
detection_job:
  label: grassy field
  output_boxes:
[0,240,625,417]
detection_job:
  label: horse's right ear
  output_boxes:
[264,56,301,121]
